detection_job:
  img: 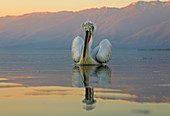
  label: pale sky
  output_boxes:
[0,0,169,17]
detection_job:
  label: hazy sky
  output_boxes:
[0,0,169,17]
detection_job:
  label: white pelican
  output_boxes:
[72,21,112,65]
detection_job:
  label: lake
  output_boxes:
[0,49,170,116]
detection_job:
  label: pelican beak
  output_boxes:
[83,31,91,61]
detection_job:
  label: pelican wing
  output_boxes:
[95,39,112,63]
[72,36,84,63]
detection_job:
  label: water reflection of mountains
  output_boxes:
[1,65,170,104]
[72,65,170,104]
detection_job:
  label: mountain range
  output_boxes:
[0,1,170,49]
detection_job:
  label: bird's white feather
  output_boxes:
[72,36,84,62]
[96,39,112,63]
[91,46,99,60]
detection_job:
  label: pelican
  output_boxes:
[72,21,112,65]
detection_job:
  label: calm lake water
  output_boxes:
[0,49,170,116]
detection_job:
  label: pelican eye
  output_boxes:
[92,26,94,32]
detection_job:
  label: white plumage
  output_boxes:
[71,36,83,63]
[92,39,112,63]
[72,21,112,65]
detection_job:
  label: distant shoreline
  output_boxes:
[137,49,170,51]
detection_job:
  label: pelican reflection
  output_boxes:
[72,65,111,110]
[72,65,111,88]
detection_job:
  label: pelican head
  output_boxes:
[82,21,96,33]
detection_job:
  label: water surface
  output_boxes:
[0,49,170,116]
